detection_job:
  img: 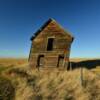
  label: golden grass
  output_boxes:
[0,58,100,100]
[0,76,15,100]
[0,58,28,67]
[2,66,100,100]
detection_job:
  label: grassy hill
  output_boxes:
[0,58,100,100]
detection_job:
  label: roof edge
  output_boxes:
[31,18,53,41]
[31,18,74,41]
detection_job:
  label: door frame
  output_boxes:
[57,55,64,67]
[37,55,45,68]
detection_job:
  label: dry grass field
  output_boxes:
[0,58,100,100]
[0,58,28,67]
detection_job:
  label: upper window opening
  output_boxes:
[47,38,54,51]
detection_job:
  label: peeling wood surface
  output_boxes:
[29,19,74,70]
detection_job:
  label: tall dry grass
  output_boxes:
[0,58,100,100]
[0,58,28,67]
[2,66,100,100]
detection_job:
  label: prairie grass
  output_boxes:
[0,58,100,100]
[0,58,28,67]
[1,65,99,100]
[0,76,15,100]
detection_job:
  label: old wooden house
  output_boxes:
[29,18,74,70]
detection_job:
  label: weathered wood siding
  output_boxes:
[29,19,73,69]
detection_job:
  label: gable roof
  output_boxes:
[31,18,74,41]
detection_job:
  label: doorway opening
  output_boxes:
[57,55,64,67]
[37,55,45,68]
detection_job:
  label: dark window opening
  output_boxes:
[37,55,44,67]
[57,55,64,67]
[47,38,54,51]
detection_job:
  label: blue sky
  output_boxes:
[0,0,100,58]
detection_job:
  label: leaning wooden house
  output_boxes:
[29,18,74,70]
